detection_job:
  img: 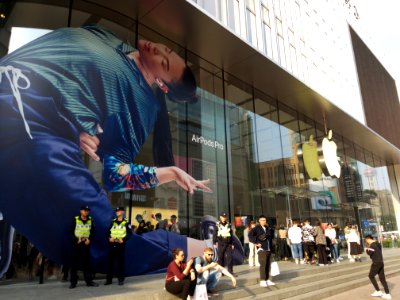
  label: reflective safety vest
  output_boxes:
[216,221,231,238]
[74,216,92,238]
[110,218,128,239]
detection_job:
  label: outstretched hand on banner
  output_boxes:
[80,131,212,194]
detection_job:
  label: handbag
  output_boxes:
[193,284,208,300]
[270,261,280,277]
[257,233,267,242]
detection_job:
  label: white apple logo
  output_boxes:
[322,130,341,178]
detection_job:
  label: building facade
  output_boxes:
[0,0,399,276]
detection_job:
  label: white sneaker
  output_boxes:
[300,260,305,265]
[260,280,268,287]
[371,291,383,297]
[349,259,355,263]
[336,259,340,263]
[381,294,392,299]
[295,259,299,264]
[339,257,344,261]
[266,280,276,286]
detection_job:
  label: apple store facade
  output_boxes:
[1,0,399,251]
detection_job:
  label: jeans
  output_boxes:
[330,244,339,260]
[291,243,303,259]
[199,269,222,291]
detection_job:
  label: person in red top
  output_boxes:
[165,248,196,300]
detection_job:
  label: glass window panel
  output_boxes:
[225,77,260,222]
[185,52,228,238]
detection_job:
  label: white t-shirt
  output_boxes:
[346,229,360,243]
[288,226,302,244]
[325,228,336,241]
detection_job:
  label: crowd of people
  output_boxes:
[2,212,393,299]
[243,219,364,267]
[135,213,180,235]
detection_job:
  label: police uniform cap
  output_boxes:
[115,206,125,211]
[80,205,90,211]
[220,212,227,217]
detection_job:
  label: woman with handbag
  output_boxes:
[165,248,197,300]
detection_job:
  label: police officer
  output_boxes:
[105,207,132,285]
[213,212,236,276]
[69,205,98,289]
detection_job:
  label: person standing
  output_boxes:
[346,225,362,262]
[288,220,304,264]
[243,224,250,261]
[365,235,392,299]
[213,212,235,276]
[276,224,290,261]
[136,220,148,235]
[249,215,276,287]
[105,207,132,286]
[344,222,352,260]
[314,221,328,266]
[333,222,343,260]
[325,223,339,263]
[69,206,98,289]
[247,221,260,267]
[169,215,180,234]
[302,219,316,264]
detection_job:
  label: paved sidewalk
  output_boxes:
[324,275,399,300]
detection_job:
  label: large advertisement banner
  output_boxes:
[0,24,223,277]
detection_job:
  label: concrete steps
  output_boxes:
[216,257,400,300]
[1,253,399,300]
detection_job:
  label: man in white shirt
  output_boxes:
[288,221,304,264]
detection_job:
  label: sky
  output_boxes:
[351,0,400,96]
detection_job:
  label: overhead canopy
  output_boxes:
[4,0,400,164]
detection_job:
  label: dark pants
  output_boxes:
[369,262,389,294]
[258,250,272,281]
[217,240,233,273]
[317,244,328,265]
[106,243,125,283]
[70,242,92,285]
[165,278,196,300]
[304,242,315,262]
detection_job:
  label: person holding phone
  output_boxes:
[165,248,196,300]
